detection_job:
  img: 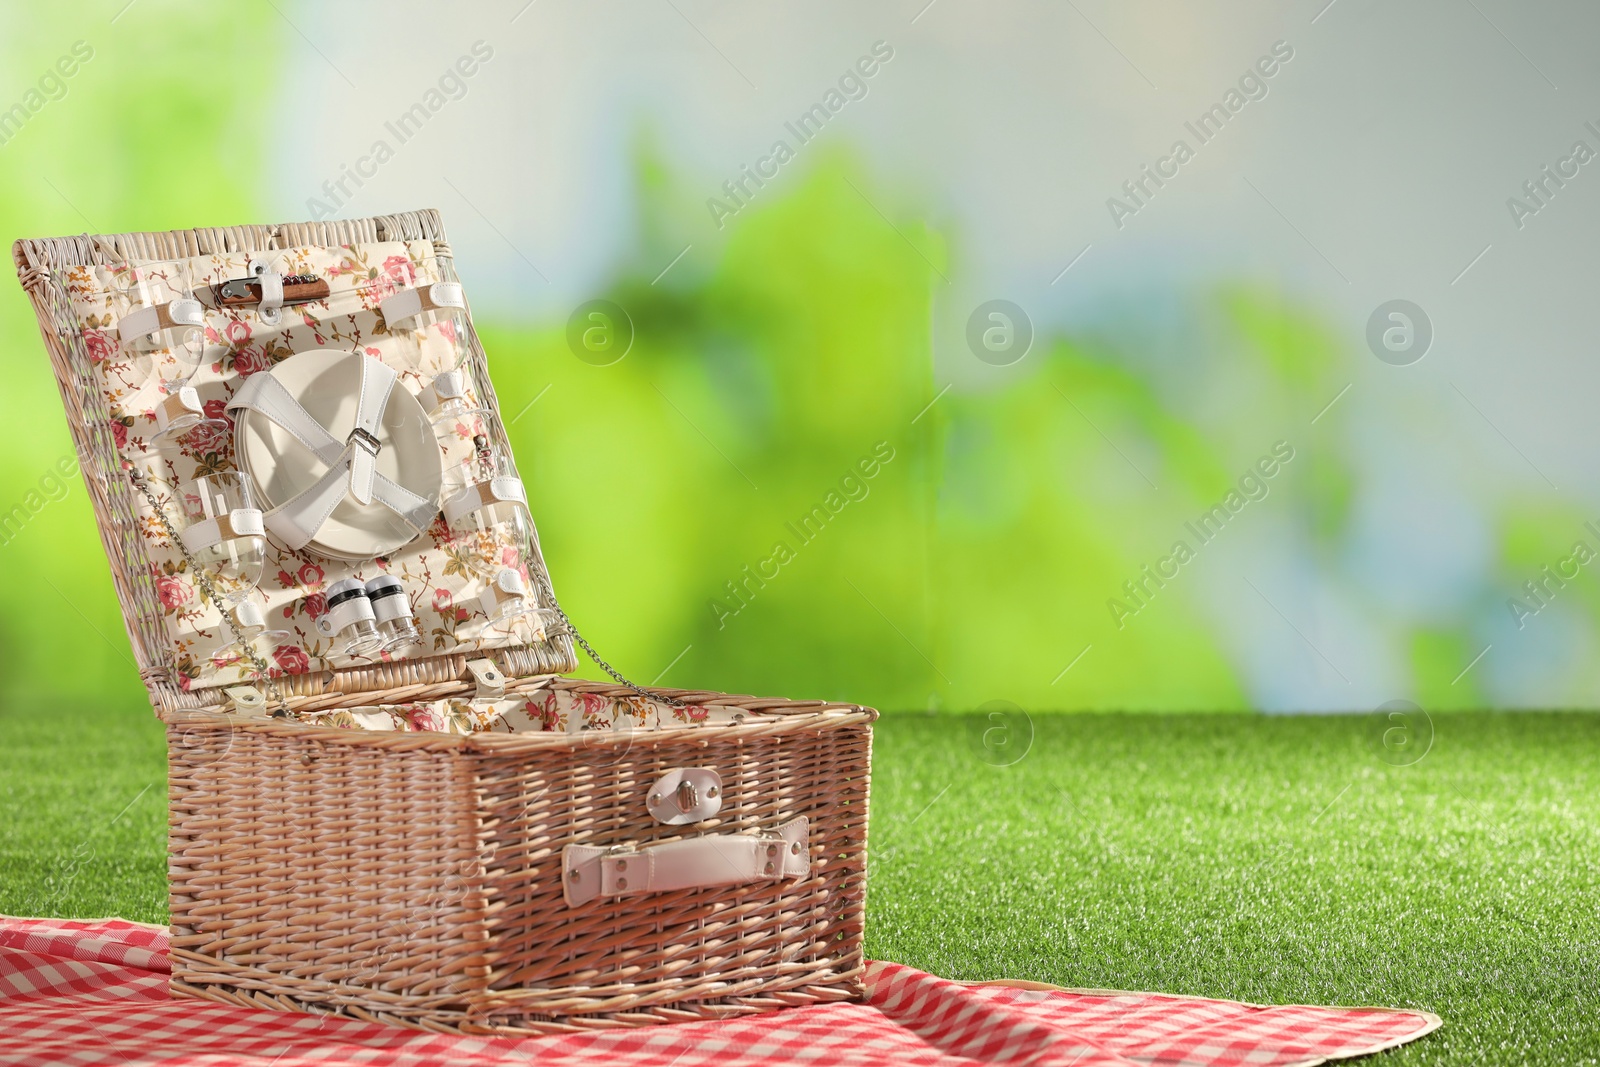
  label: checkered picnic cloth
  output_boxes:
[0,917,1438,1066]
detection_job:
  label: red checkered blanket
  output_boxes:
[0,917,1438,1066]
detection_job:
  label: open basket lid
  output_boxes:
[12,208,579,714]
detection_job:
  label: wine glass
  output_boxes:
[419,361,487,426]
[423,295,474,378]
[115,263,228,449]
[181,472,292,657]
[441,430,543,636]
[366,275,479,418]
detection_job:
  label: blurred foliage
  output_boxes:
[0,7,274,713]
[0,7,1569,716]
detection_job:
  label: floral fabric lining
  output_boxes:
[61,240,539,693]
[275,686,727,735]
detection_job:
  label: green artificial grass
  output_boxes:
[2,705,1596,1064]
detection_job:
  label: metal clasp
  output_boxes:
[646,767,723,825]
[347,426,382,458]
[217,277,256,302]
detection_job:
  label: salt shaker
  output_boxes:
[365,575,421,652]
[314,578,385,656]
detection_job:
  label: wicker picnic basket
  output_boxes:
[13,208,874,1034]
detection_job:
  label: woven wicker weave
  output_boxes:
[14,209,874,1033]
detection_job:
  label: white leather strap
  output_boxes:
[119,297,204,342]
[346,356,395,506]
[562,817,809,907]
[417,370,467,413]
[257,270,283,314]
[230,372,345,464]
[226,355,438,551]
[379,282,466,327]
[153,387,204,433]
[178,507,265,554]
[442,477,527,525]
[223,684,266,711]
[477,568,532,624]
[231,600,266,635]
[465,657,507,699]
[265,454,371,550]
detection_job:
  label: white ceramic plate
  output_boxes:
[236,349,442,561]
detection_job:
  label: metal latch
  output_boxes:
[646,767,723,825]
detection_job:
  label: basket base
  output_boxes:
[170,955,865,1036]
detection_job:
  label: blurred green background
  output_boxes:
[2,3,1597,716]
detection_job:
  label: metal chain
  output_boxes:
[509,470,688,710]
[543,602,687,708]
[124,464,294,717]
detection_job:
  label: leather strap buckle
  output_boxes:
[346,426,382,458]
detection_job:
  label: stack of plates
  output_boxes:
[234,349,442,561]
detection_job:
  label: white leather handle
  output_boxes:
[563,817,809,907]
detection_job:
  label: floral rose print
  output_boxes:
[155,572,194,611]
[363,272,400,305]
[671,703,711,724]
[381,255,416,287]
[272,644,310,675]
[526,694,561,731]
[201,398,233,427]
[83,328,116,364]
[230,345,274,378]
[405,704,447,732]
